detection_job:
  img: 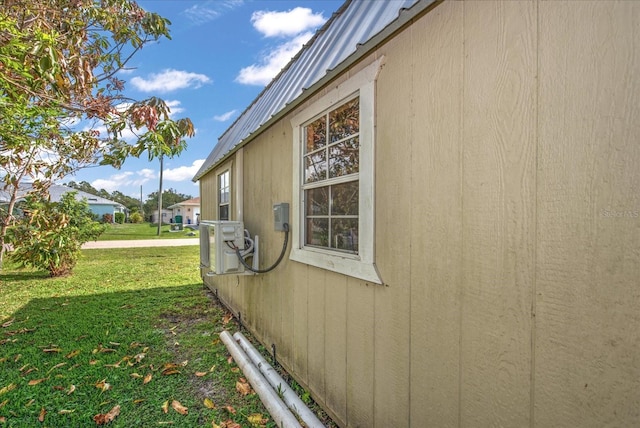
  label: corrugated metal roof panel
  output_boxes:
[193,0,430,181]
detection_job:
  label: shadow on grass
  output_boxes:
[0,283,243,427]
[0,270,50,282]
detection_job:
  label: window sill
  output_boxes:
[290,246,382,284]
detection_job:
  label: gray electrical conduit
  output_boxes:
[219,331,302,428]
[233,332,325,428]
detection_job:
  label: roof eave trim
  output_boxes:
[193,0,440,182]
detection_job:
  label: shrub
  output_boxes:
[102,213,113,223]
[114,212,125,224]
[129,212,143,223]
[7,192,107,276]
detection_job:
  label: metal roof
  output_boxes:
[193,0,436,181]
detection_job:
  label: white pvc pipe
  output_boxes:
[233,332,325,428]
[220,331,302,428]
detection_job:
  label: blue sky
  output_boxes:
[67,0,343,199]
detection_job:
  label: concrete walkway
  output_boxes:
[82,238,199,249]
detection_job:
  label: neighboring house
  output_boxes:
[167,197,200,225]
[193,1,639,427]
[150,209,172,225]
[0,183,125,223]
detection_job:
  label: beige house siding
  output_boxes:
[199,1,640,426]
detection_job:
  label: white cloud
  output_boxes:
[183,0,244,25]
[251,7,326,38]
[236,32,313,86]
[130,69,211,93]
[91,169,156,193]
[214,110,238,122]
[236,6,327,87]
[164,159,205,182]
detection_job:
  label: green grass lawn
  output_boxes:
[0,247,273,427]
[98,223,199,241]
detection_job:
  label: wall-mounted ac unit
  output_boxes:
[199,221,246,275]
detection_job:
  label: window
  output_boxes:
[290,59,383,284]
[218,170,230,221]
[303,97,360,253]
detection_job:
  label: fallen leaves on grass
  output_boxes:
[38,407,46,422]
[0,383,17,395]
[28,378,48,386]
[195,371,208,377]
[4,327,36,336]
[171,400,188,415]
[143,373,152,384]
[93,405,121,425]
[47,362,67,374]
[95,379,111,392]
[58,409,75,415]
[247,413,269,427]
[203,398,216,409]
[67,385,76,395]
[1,318,15,328]
[42,348,61,353]
[225,405,236,415]
[65,350,80,359]
[235,378,251,396]
[161,363,181,376]
[161,400,169,414]
[93,344,117,354]
[222,313,233,325]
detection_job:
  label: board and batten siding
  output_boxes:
[200,1,640,426]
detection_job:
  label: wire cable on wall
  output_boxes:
[234,223,289,274]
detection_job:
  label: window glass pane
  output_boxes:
[219,204,229,221]
[306,218,328,247]
[329,137,359,178]
[331,181,358,215]
[329,98,359,143]
[218,170,230,217]
[304,151,327,183]
[331,218,358,252]
[305,187,329,215]
[305,117,326,153]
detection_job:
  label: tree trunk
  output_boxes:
[157,155,163,236]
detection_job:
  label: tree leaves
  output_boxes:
[93,405,120,425]
[170,400,188,415]
[28,378,48,386]
[235,378,252,396]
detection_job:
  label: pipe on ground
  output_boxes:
[220,331,302,428]
[233,332,325,428]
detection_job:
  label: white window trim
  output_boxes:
[216,160,233,221]
[290,58,383,284]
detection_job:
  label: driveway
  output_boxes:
[82,239,199,249]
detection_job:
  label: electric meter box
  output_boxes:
[199,221,245,275]
[273,203,289,231]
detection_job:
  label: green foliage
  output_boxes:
[144,188,192,212]
[114,212,125,224]
[102,213,114,224]
[129,211,144,223]
[7,192,106,276]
